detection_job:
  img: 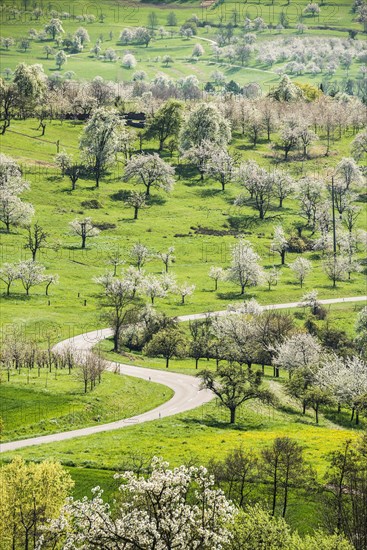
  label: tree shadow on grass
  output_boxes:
[196,188,223,198]
[110,189,130,202]
[147,195,167,206]
[47,175,63,183]
[180,415,267,431]
[1,293,31,302]
[216,291,246,301]
[227,215,261,232]
[176,164,199,182]
[323,408,366,431]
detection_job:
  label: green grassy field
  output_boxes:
[0,0,365,88]
[0,118,366,346]
[0,0,366,537]
[0,369,172,441]
[1,371,361,533]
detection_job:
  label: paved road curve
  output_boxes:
[1,296,365,453]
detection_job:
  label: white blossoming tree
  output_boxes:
[69,217,100,249]
[274,332,322,374]
[226,238,264,295]
[123,153,175,197]
[270,225,289,265]
[38,457,234,549]
[143,274,166,305]
[176,283,195,304]
[209,266,225,291]
[289,257,312,288]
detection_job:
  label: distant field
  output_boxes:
[0,0,365,88]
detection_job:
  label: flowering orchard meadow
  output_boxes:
[0,0,367,548]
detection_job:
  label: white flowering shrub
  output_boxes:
[38,457,234,549]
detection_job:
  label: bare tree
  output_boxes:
[25,223,48,261]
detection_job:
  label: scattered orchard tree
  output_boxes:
[351,130,367,162]
[209,266,225,291]
[180,103,231,151]
[199,364,272,424]
[207,149,235,191]
[290,257,312,288]
[271,225,289,265]
[69,217,100,249]
[176,283,195,305]
[122,53,137,69]
[98,277,137,352]
[125,190,147,220]
[123,153,175,197]
[192,43,205,57]
[25,223,48,261]
[18,260,45,295]
[44,18,64,40]
[79,107,122,187]
[143,275,166,305]
[55,50,67,69]
[44,273,59,296]
[226,238,263,295]
[264,266,281,291]
[128,243,151,271]
[323,255,349,287]
[0,262,20,295]
[144,326,186,368]
[274,332,322,377]
[146,100,183,152]
[157,246,175,272]
[261,437,313,517]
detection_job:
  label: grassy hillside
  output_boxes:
[0,369,172,441]
[0,117,365,344]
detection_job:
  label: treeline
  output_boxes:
[1,434,366,549]
[0,332,106,393]
[95,241,367,427]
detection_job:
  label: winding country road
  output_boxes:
[1,295,365,454]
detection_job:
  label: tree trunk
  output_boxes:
[81,235,86,249]
[272,468,277,515]
[113,329,119,353]
[134,206,138,220]
[281,250,285,265]
[282,483,288,517]
[195,357,199,369]
[315,405,319,424]
[230,408,236,424]
[165,356,169,368]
